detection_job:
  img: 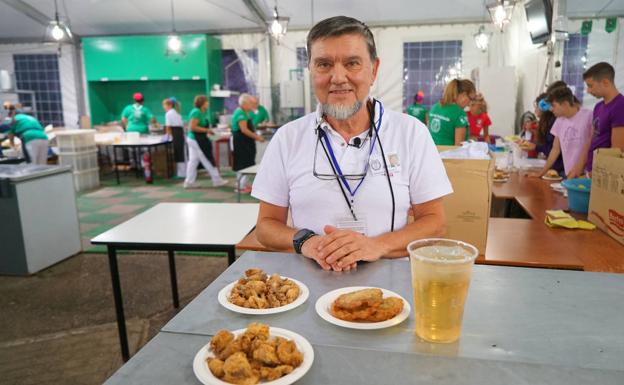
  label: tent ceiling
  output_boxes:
[0,0,621,42]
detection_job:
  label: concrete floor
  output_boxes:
[0,251,228,384]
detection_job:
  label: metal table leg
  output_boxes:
[227,246,236,266]
[167,250,180,308]
[113,146,120,185]
[107,246,129,362]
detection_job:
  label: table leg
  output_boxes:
[107,246,129,362]
[148,146,154,184]
[215,140,221,171]
[113,146,120,185]
[227,246,236,266]
[167,250,180,308]
[237,174,241,203]
[135,147,142,179]
[166,142,173,178]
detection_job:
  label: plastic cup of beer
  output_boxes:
[407,238,478,343]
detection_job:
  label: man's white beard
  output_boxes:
[321,99,364,121]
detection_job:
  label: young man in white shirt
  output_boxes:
[252,16,453,271]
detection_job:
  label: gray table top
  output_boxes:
[91,203,259,246]
[163,251,624,372]
[0,164,71,181]
[103,332,624,385]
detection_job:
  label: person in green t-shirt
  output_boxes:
[251,96,270,127]
[406,90,428,124]
[427,79,476,146]
[5,107,49,164]
[120,92,158,134]
[232,93,266,192]
[183,95,226,189]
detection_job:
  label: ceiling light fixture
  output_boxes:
[486,0,515,31]
[268,2,289,44]
[46,0,72,43]
[474,25,491,52]
[166,0,184,56]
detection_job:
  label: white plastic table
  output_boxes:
[91,202,259,362]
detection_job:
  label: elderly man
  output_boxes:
[232,93,266,192]
[251,16,452,271]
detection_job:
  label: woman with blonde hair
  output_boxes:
[183,95,227,189]
[427,78,476,145]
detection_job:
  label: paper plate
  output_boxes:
[315,286,411,330]
[218,277,309,315]
[193,327,314,385]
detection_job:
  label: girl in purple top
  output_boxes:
[583,62,624,172]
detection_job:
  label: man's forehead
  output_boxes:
[309,34,368,57]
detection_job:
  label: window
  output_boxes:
[402,41,463,111]
[296,46,308,79]
[562,33,589,103]
[222,49,258,113]
[13,54,64,127]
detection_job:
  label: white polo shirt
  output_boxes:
[251,99,453,237]
[165,109,183,127]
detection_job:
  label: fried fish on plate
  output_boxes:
[330,289,404,323]
[333,288,383,310]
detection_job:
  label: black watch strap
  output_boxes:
[293,229,317,254]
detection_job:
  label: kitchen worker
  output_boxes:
[427,79,476,145]
[184,95,227,189]
[5,106,49,164]
[251,96,271,128]
[251,16,452,272]
[163,97,186,177]
[406,90,427,124]
[120,92,158,134]
[232,93,265,193]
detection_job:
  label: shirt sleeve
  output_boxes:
[484,113,492,127]
[165,110,173,126]
[550,119,562,138]
[251,129,290,207]
[456,109,469,128]
[612,99,624,127]
[409,124,453,204]
[120,106,130,120]
[144,107,153,121]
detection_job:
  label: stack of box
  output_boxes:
[55,129,100,191]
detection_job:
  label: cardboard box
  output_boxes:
[588,148,624,246]
[437,146,494,255]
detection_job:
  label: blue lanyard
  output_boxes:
[319,100,384,198]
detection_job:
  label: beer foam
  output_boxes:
[411,245,475,264]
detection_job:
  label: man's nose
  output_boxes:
[330,63,348,84]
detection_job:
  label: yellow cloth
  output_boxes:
[544,210,596,230]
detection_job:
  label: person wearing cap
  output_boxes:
[3,106,48,164]
[120,92,158,134]
[406,91,427,125]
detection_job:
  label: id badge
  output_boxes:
[335,213,368,235]
[369,156,385,176]
[386,152,401,173]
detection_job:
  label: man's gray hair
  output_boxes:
[306,16,377,63]
[238,93,253,106]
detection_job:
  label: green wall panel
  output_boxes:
[88,80,206,125]
[83,34,209,81]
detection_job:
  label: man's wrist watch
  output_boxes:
[293,229,317,254]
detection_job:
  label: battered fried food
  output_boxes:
[334,288,383,310]
[330,289,404,323]
[364,297,404,322]
[222,352,258,385]
[206,323,304,384]
[228,269,301,309]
